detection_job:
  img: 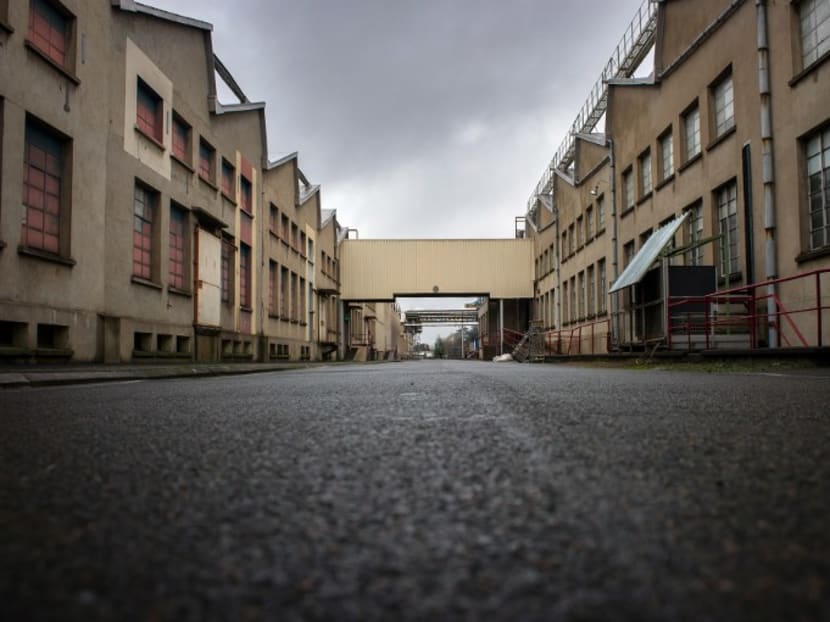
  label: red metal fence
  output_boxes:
[667,268,828,350]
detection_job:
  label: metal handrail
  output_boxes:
[527,0,657,211]
[543,317,612,355]
[667,268,828,350]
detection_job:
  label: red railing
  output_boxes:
[667,268,828,350]
[543,317,611,355]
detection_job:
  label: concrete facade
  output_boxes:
[0,1,342,363]
[527,0,830,353]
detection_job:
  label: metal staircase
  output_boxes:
[528,0,658,216]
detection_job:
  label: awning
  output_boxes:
[608,212,689,294]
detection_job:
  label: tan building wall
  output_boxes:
[340,239,535,301]
[527,0,830,352]
[0,1,343,363]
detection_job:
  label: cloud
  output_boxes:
[158,0,645,238]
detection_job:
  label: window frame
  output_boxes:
[168,202,188,291]
[220,235,235,304]
[715,180,740,277]
[710,69,735,140]
[21,118,71,259]
[221,158,236,201]
[622,167,635,213]
[198,138,216,186]
[132,180,159,283]
[684,201,705,266]
[240,175,253,214]
[136,77,163,145]
[239,242,252,309]
[798,0,830,69]
[27,0,75,75]
[682,101,701,163]
[804,124,830,252]
[171,113,191,166]
[658,128,674,183]
[638,148,652,197]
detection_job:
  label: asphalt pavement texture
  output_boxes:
[2,360,829,621]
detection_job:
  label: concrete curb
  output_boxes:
[0,363,314,389]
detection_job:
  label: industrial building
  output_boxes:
[0,0,407,363]
[526,0,830,354]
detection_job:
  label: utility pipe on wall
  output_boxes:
[757,0,778,347]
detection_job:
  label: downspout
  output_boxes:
[757,0,778,347]
[608,136,619,349]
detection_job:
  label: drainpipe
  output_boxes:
[553,188,561,331]
[757,0,778,347]
[608,136,619,349]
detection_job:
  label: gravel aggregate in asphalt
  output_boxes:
[1,360,829,621]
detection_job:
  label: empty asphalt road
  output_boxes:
[2,360,829,621]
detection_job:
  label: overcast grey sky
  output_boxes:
[157,0,645,240]
[157,0,647,344]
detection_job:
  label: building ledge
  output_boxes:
[795,246,830,264]
[168,286,192,298]
[25,39,81,85]
[18,245,76,267]
[0,18,13,34]
[677,152,702,174]
[171,153,194,173]
[790,50,830,87]
[654,173,675,192]
[221,191,237,206]
[620,206,634,219]
[131,275,163,290]
[199,175,219,192]
[706,125,736,152]
[637,191,653,206]
[135,125,165,151]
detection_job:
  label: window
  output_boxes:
[28,0,70,67]
[133,182,157,281]
[712,74,734,138]
[239,243,251,308]
[578,272,585,319]
[291,222,299,252]
[561,231,567,259]
[221,159,235,198]
[280,266,289,317]
[622,168,634,212]
[569,277,576,324]
[300,231,307,257]
[587,266,596,316]
[806,126,830,250]
[169,204,187,289]
[562,281,569,324]
[240,175,252,214]
[716,181,739,275]
[597,259,607,314]
[638,150,652,197]
[685,202,704,265]
[136,79,162,143]
[199,139,215,184]
[290,272,298,320]
[268,204,279,235]
[683,104,701,162]
[597,195,605,232]
[299,277,307,322]
[623,240,635,268]
[640,229,652,248]
[576,216,583,248]
[281,214,290,241]
[269,261,277,315]
[568,224,575,255]
[586,207,594,241]
[221,236,234,303]
[799,0,830,68]
[172,114,190,163]
[22,120,65,255]
[659,131,673,182]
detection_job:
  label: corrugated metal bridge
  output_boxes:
[339,239,534,301]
